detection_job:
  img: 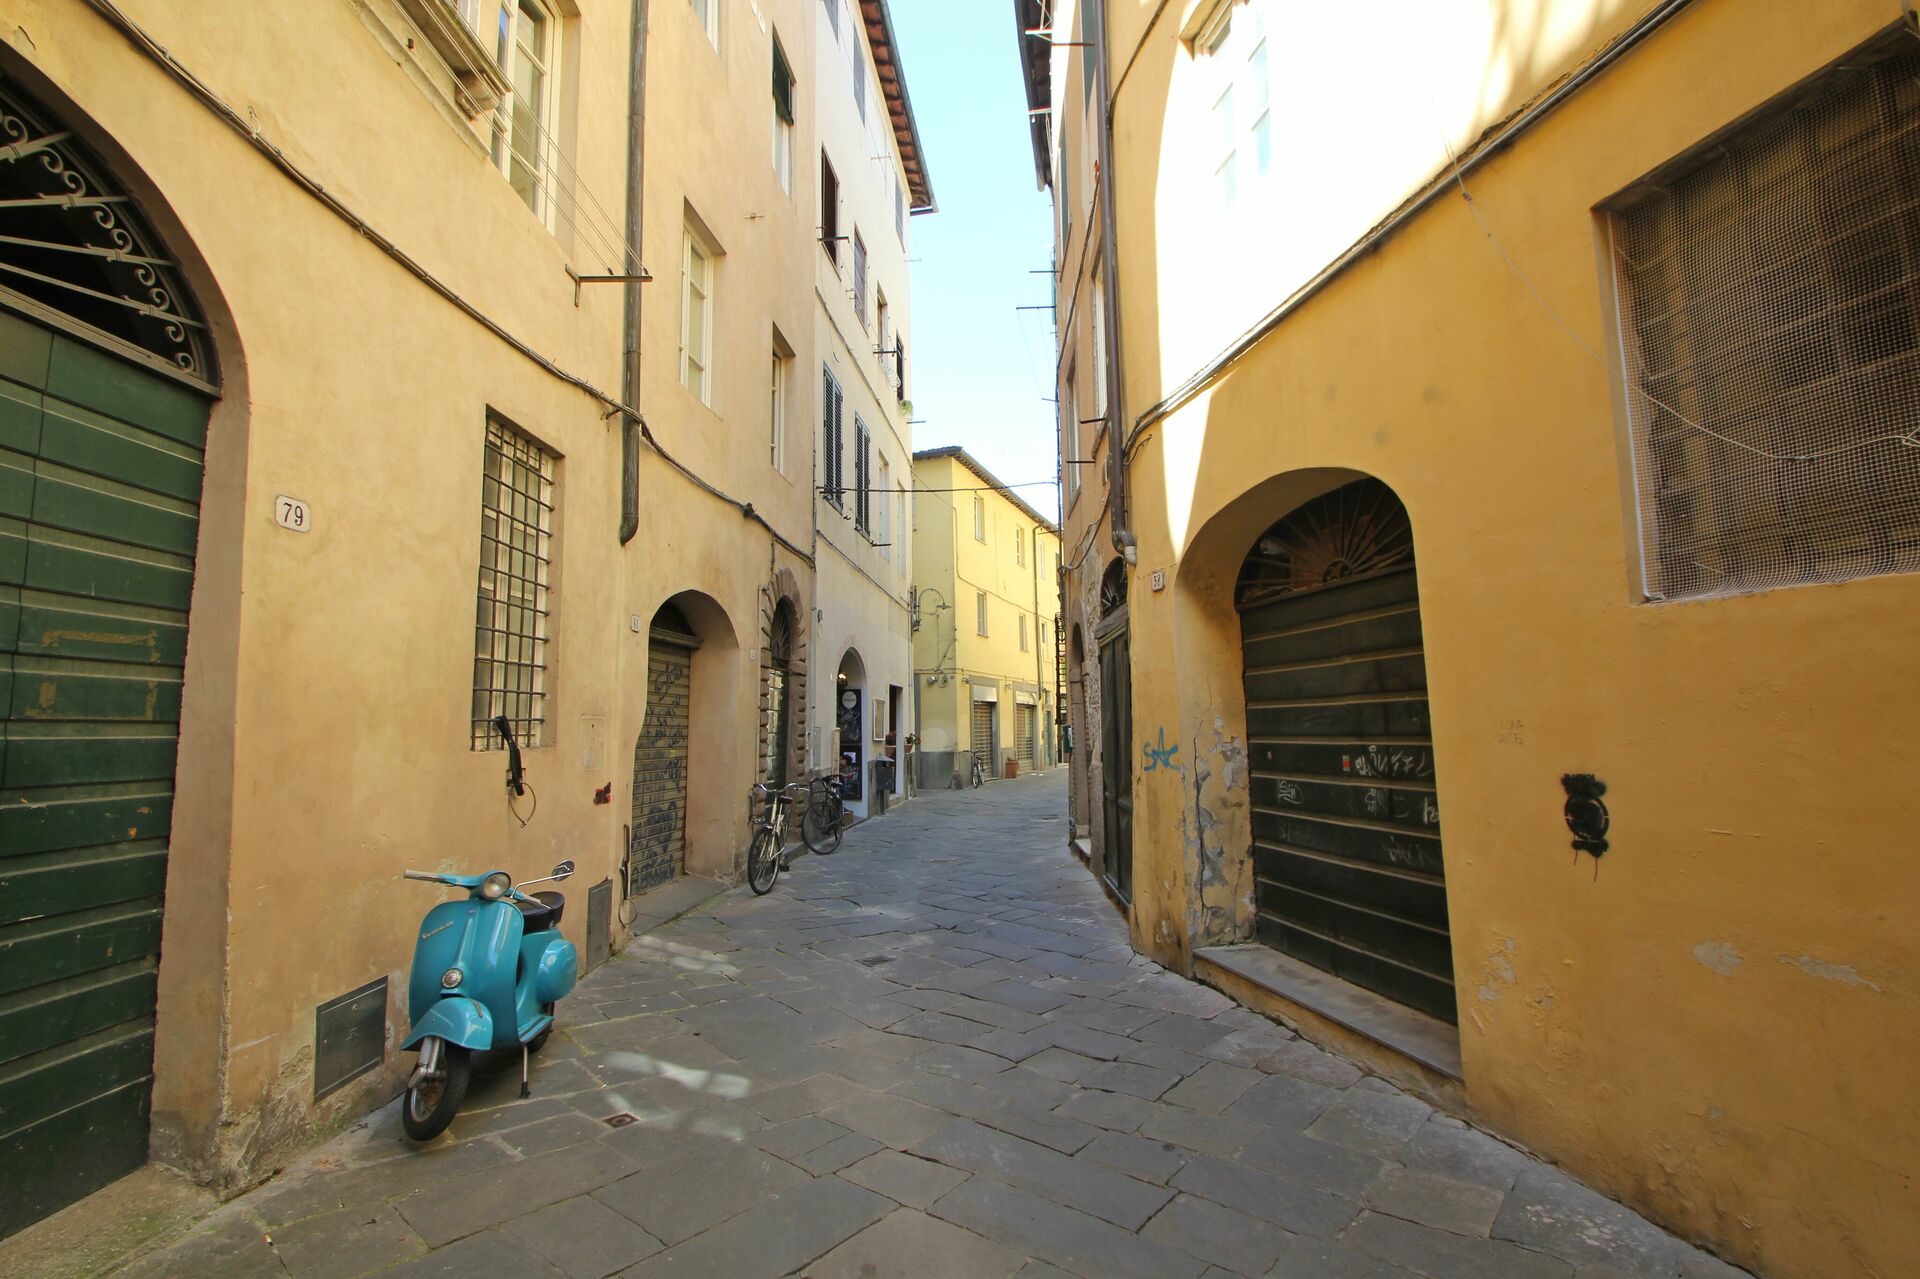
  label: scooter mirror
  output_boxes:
[551,859,576,881]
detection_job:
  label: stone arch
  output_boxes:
[632,590,740,886]
[756,563,808,789]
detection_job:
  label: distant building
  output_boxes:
[1022,2,1920,1276]
[911,447,1061,789]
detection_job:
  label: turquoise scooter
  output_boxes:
[398,854,579,1140]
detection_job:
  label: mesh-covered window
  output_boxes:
[1610,37,1920,601]
[472,417,556,748]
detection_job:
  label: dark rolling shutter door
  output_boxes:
[1236,481,1455,1024]
[0,311,211,1234]
[630,641,692,894]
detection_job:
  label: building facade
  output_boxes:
[810,0,931,822]
[910,447,1061,789]
[0,0,928,1237]
[1025,2,1919,1276]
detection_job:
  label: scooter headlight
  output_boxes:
[440,968,463,989]
[480,872,511,900]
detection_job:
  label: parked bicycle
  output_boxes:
[969,750,987,788]
[801,773,846,855]
[746,781,807,894]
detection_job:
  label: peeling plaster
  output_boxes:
[1184,715,1250,946]
[1479,936,1517,1003]
[1692,941,1743,977]
[1778,954,1881,991]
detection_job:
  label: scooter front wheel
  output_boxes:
[401,1038,470,1141]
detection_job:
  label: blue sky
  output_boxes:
[891,1,1060,521]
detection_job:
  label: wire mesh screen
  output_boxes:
[472,417,556,749]
[1610,38,1920,601]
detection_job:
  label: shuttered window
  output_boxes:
[854,417,871,534]
[821,366,844,505]
[1610,35,1920,601]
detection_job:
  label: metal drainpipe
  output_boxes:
[1091,0,1134,566]
[618,0,649,544]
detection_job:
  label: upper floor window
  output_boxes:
[1015,526,1026,566]
[821,367,846,506]
[771,36,795,194]
[1063,364,1081,502]
[823,0,840,42]
[877,455,894,558]
[854,417,873,535]
[689,0,718,46]
[473,416,556,749]
[1202,2,1269,211]
[1018,614,1029,652]
[821,153,841,267]
[976,591,989,636]
[1090,267,1109,419]
[853,49,868,120]
[492,0,559,222]
[853,231,869,328]
[1609,34,1920,601]
[895,179,906,245]
[770,342,790,471]
[972,494,986,541]
[680,226,713,402]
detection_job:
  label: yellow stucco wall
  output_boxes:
[911,452,1060,785]
[2,0,832,1196]
[1054,2,1919,1275]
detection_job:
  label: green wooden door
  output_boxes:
[0,307,210,1237]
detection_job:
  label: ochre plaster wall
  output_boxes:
[1068,1,1919,1275]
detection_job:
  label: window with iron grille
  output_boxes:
[472,417,556,749]
[1609,35,1920,601]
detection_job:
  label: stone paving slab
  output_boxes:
[101,772,1753,1279]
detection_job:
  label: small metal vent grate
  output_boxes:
[1609,36,1920,601]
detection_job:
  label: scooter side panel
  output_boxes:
[407,897,524,1051]
[513,932,578,1036]
[402,996,494,1051]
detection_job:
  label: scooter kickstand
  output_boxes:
[520,1044,531,1099]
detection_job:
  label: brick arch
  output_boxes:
[757,564,809,787]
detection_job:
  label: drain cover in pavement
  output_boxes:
[603,1113,638,1128]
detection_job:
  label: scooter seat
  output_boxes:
[517,890,565,933]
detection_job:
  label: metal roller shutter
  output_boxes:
[629,641,692,894]
[1236,480,1455,1024]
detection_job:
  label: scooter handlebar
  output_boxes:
[402,870,445,882]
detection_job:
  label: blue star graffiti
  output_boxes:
[1141,727,1181,773]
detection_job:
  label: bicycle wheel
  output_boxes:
[802,799,843,854]
[747,826,780,894]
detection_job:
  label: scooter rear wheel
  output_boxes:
[401,1040,470,1141]
[747,827,780,894]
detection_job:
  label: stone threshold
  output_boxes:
[1194,943,1463,1080]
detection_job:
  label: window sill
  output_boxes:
[393,0,511,116]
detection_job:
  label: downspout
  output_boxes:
[618,0,649,544]
[1090,0,1134,565]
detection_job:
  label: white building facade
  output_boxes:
[810,0,933,818]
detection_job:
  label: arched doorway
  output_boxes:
[1234,477,1455,1024]
[1096,560,1133,903]
[0,77,220,1234]
[836,648,867,819]
[630,600,699,893]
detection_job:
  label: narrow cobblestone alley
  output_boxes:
[110,773,1745,1279]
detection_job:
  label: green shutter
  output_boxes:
[0,308,210,1238]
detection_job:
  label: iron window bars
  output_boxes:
[1610,34,1920,601]
[472,416,556,749]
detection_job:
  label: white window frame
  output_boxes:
[876,454,893,558]
[976,591,989,636]
[1015,526,1026,566]
[972,494,986,542]
[1201,2,1271,212]
[680,227,713,403]
[491,0,560,226]
[1090,268,1109,419]
[853,230,869,329]
[689,0,718,47]
[769,347,787,471]
[772,34,795,194]
[1063,363,1081,503]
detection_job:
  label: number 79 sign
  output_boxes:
[274,494,312,533]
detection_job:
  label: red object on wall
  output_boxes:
[593,783,612,805]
